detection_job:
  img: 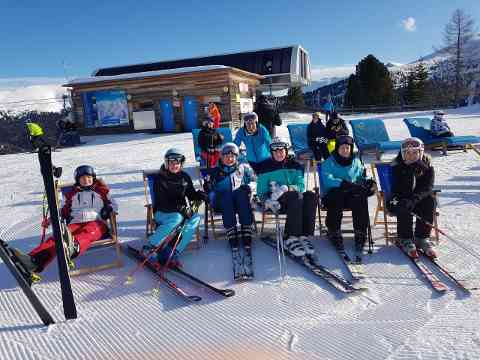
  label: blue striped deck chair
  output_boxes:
[55,180,122,275]
[286,124,313,160]
[349,119,403,160]
[142,170,202,248]
[371,162,440,245]
[403,117,480,156]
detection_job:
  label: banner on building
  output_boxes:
[82,90,129,128]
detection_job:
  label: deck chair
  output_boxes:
[55,180,122,276]
[316,162,374,252]
[403,117,480,156]
[349,119,403,160]
[286,124,314,160]
[142,170,202,249]
[371,162,440,246]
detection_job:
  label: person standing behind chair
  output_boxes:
[198,117,224,168]
[320,135,375,261]
[325,111,349,154]
[387,138,437,259]
[323,95,334,123]
[234,112,272,173]
[307,112,329,161]
[255,94,282,137]
[256,137,317,257]
[430,110,454,137]
[147,148,209,265]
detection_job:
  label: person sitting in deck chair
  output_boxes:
[14,165,118,274]
[430,110,454,138]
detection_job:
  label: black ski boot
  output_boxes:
[354,230,367,263]
[241,224,254,279]
[11,248,42,283]
[328,229,344,252]
[227,226,239,249]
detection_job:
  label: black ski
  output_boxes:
[242,246,254,280]
[397,246,448,293]
[0,239,55,326]
[419,251,478,293]
[126,246,201,302]
[231,246,246,281]
[335,249,366,281]
[262,237,365,293]
[170,266,235,297]
[37,145,77,319]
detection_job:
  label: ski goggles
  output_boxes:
[270,143,288,151]
[401,138,423,151]
[244,114,257,123]
[165,155,185,163]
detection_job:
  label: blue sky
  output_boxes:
[1,0,479,81]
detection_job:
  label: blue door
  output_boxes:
[183,96,198,131]
[160,99,175,132]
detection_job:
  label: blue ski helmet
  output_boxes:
[74,165,96,184]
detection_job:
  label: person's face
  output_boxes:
[245,120,257,133]
[403,148,421,163]
[222,153,237,166]
[272,148,287,162]
[338,144,351,158]
[79,175,94,186]
[207,120,214,128]
[167,160,182,173]
[312,114,319,123]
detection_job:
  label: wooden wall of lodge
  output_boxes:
[69,69,260,134]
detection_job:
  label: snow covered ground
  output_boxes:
[1,107,480,359]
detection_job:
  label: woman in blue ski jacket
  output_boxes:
[205,142,256,249]
[234,112,271,173]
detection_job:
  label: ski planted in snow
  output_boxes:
[398,246,448,293]
[419,251,478,293]
[335,249,366,281]
[0,239,55,325]
[37,145,77,319]
[262,237,366,294]
[242,246,254,280]
[126,246,201,302]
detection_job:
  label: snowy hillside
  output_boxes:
[0,108,480,359]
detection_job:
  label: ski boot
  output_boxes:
[415,237,437,258]
[11,248,42,284]
[61,224,79,270]
[399,238,418,258]
[299,236,315,256]
[328,230,345,252]
[284,236,306,257]
[354,230,367,263]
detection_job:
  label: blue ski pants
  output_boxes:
[210,187,253,229]
[148,211,200,254]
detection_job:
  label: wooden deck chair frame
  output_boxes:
[54,180,123,276]
[370,162,440,246]
[142,170,202,249]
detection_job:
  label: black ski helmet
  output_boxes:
[164,148,186,166]
[74,165,96,184]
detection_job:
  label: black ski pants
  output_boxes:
[278,190,317,238]
[323,188,369,233]
[397,195,435,239]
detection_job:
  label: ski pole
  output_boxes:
[411,211,480,262]
[275,213,287,280]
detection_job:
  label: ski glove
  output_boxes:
[358,178,377,197]
[195,190,209,203]
[179,206,194,219]
[100,205,113,220]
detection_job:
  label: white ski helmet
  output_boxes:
[269,137,290,153]
[401,137,424,163]
[221,142,239,157]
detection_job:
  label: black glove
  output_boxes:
[203,180,212,193]
[358,178,377,197]
[340,180,361,193]
[388,196,413,216]
[179,206,193,219]
[100,205,113,220]
[196,190,209,203]
[398,198,415,212]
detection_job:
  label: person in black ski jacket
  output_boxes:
[307,112,329,161]
[325,111,349,140]
[148,148,208,265]
[254,94,282,137]
[387,137,436,259]
[198,117,224,168]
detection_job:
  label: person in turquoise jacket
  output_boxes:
[320,135,376,261]
[234,112,272,173]
[256,137,317,258]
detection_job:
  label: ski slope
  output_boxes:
[1,107,479,359]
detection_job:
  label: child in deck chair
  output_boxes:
[387,138,437,259]
[198,117,224,168]
[430,110,454,137]
[14,165,118,274]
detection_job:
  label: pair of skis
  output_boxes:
[231,243,254,281]
[126,246,235,301]
[398,246,476,293]
[262,237,366,294]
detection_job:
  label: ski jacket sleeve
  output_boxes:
[234,128,244,147]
